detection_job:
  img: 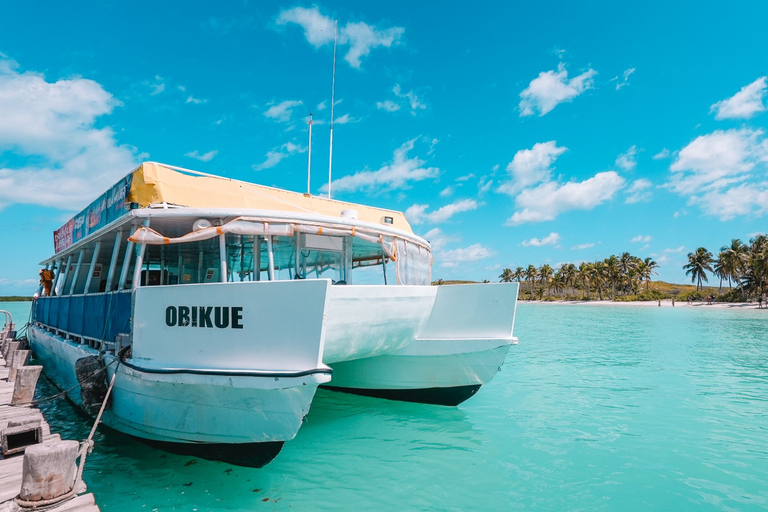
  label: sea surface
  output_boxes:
[1,300,767,511]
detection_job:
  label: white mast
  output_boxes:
[306,112,313,195]
[328,19,337,199]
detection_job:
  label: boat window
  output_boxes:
[140,238,222,285]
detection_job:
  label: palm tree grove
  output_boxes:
[496,235,768,303]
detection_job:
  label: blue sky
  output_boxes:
[1,1,768,295]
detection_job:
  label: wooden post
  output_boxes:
[3,341,20,363]
[8,349,30,383]
[19,440,79,501]
[12,365,43,405]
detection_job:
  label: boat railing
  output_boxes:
[33,291,132,351]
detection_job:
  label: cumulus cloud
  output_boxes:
[653,148,670,160]
[185,150,218,162]
[521,232,561,247]
[631,235,651,243]
[252,142,305,170]
[507,171,625,225]
[438,243,495,267]
[276,6,335,46]
[0,56,138,209]
[405,199,479,225]
[264,100,303,123]
[614,67,635,90]
[667,129,768,219]
[710,76,767,120]
[377,84,427,115]
[185,95,206,104]
[625,178,652,204]
[572,242,595,250]
[324,138,438,193]
[519,63,597,116]
[615,145,638,171]
[421,227,458,251]
[277,6,403,69]
[376,99,400,112]
[439,186,453,197]
[498,141,567,195]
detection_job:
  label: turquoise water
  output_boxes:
[2,301,767,511]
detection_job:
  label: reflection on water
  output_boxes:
[3,301,768,511]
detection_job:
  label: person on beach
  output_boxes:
[672,298,675,307]
[759,296,763,309]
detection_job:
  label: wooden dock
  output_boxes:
[0,331,101,512]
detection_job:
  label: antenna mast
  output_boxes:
[328,19,337,199]
[306,113,313,195]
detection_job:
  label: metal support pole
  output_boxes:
[84,241,101,294]
[219,233,228,283]
[68,249,85,295]
[105,232,122,292]
[118,227,136,291]
[266,236,275,281]
[131,220,151,290]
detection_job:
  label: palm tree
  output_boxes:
[525,265,537,296]
[578,262,592,299]
[604,255,621,300]
[513,267,525,283]
[718,239,748,294]
[499,268,514,283]
[639,257,659,291]
[683,247,714,291]
[538,264,554,296]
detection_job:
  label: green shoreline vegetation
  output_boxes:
[434,235,767,303]
[0,296,33,302]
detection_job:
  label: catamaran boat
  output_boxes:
[29,162,519,467]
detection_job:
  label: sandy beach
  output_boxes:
[524,299,764,309]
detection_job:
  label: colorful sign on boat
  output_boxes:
[54,173,133,253]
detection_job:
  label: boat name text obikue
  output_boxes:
[165,306,244,329]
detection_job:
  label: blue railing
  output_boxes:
[33,291,132,342]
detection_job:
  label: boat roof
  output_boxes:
[131,162,413,233]
[45,162,422,263]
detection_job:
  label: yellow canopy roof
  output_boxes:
[128,162,414,234]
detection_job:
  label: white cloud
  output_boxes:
[631,235,651,243]
[664,246,685,253]
[333,113,358,125]
[376,99,400,112]
[439,186,453,197]
[185,149,218,162]
[572,242,595,250]
[185,95,206,104]
[710,76,767,120]
[378,84,427,115]
[264,100,303,123]
[0,56,138,209]
[147,75,165,95]
[499,141,567,195]
[252,142,305,171]
[324,139,438,193]
[615,67,636,90]
[615,145,638,171]
[277,7,404,69]
[316,100,327,111]
[625,178,652,204]
[420,228,458,251]
[340,22,404,69]
[406,199,479,225]
[668,129,768,208]
[519,63,597,117]
[653,148,670,160]
[276,7,335,47]
[521,232,561,247]
[456,173,475,182]
[438,244,495,265]
[507,171,625,225]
